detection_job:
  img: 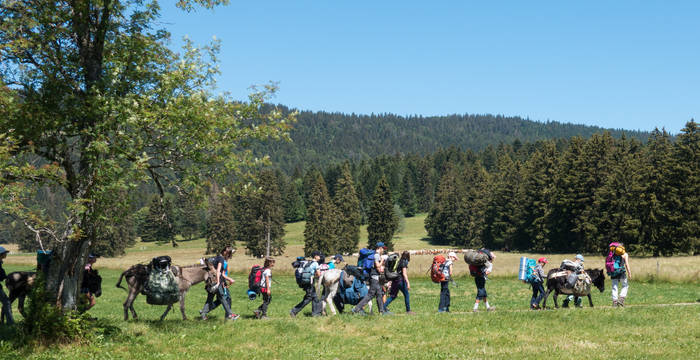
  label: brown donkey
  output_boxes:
[116,261,216,321]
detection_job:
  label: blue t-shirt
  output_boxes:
[328,262,335,270]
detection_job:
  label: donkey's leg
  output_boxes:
[179,291,187,320]
[553,291,559,309]
[160,304,173,321]
[17,294,26,318]
[541,289,550,309]
[588,294,594,307]
[124,286,139,320]
[326,282,338,315]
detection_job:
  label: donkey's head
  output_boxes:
[201,258,220,293]
[587,268,605,293]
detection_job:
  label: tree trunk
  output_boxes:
[45,218,90,311]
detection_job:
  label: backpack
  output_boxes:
[430,255,447,283]
[295,260,314,287]
[560,259,579,272]
[524,258,539,283]
[384,253,400,281]
[469,264,482,277]
[145,263,179,305]
[464,249,489,266]
[248,265,264,294]
[357,248,376,278]
[606,242,626,277]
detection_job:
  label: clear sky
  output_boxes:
[160,1,699,133]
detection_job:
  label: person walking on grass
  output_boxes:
[254,257,275,319]
[473,249,495,313]
[384,251,414,314]
[563,254,584,308]
[610,245,632,307]
[0,246,14,325]
[80,253,100,311]
[352,242,391,316]
[437,252,459,313]
[290,251,323,317]
[328,254,343,269]
[200,246,239,321]
[530,257,548,310]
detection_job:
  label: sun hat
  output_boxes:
[537,257,548,264]
[576,254,584,262]
[448,251,458,259]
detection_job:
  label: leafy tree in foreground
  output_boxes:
[0,0,292,311]
[367,176,398,251]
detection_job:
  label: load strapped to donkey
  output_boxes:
[144,256,180,305]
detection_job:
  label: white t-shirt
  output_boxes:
[483,261,493,275]
[443,259,453,279]
[260,268,272,288]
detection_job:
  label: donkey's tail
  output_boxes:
[116,270,128,291]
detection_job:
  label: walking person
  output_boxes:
[384,251,414,314]
[290,251,323,317]
[563,254,584,308]
[352,242,391,315]
[473,249,495,313]
[80,253,100,311]
[328,254,343,269]
[254,257,275,319]
[0,246,14,325]
[200,246,239,320]
[438,252,458,313]
[530,257,548,310]
[609,244,632,307]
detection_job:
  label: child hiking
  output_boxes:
[384,251,414,314]
[352,242,390,315]
[607,243,632,307]
[254,257,275,319]
[437,252,458,313]
[290,251,322,317]
[200,246,239,321]
[472,249,495,313]
[529,257,548,310]
[563,254,585,308]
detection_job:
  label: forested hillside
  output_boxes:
[255,107,651,172]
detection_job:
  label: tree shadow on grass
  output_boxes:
[422,236,452,247]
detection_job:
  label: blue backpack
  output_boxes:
[524,258,539,283]
[357,248,376,278]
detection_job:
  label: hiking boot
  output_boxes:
[253,309,262,319]
[226,313,240,321]
[289,309,297,318]
[351,308,366,316]
[487,306,496,312]
[260,315,269,320]
[381,311,394,316]
[472,309,478,313]
[619,297,625,307]
[612,300,618,307]
[406,311,416,315]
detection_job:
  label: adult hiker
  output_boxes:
[384,251,414,314]
[472,249,495,313]
[200,246,239,320]
[563,254,585,308]
[254,257,275,319]
[0,246,13,325]
[328,254,343,270]
[352,242,390,315]
[290,251,323,317]
[607,243,632,307]
[437,252,458,313]
[530,257,548,310]
[81,253,100,311]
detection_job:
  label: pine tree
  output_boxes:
[517,141,558,251]
[367,176,398,250]
[174,194,201,240]
[415,157,435,213]
[206,192,236,255]
[141,196,175,244]
[458,162,490,248]
[235,170,286,257]
[303,174,339,256]
[483,153,521,250]
[425,166,463,245]
[334,163,361,254]
[281,174,306,222]
[672,121,700,254]
[399,173,418,217]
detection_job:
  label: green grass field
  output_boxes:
[1,214,699,359]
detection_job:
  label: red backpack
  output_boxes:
[430,255,447,283]
[248,265,264,294]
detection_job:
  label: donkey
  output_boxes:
[116,261,215,321]
[541,268,605,309]
[319,267,372,315]
[4,271,36,318]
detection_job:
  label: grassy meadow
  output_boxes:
[1,214,699,359]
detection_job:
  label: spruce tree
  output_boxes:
[304,174,339,256]
[367,176,398,250]
[235,170,286,257]
[206,192,236,255]
[672,121,700,254]
[425,166,462,245]
[174,194,201,241]
[483,153,521,250]
[282,176,306,222]
[141,196,175,244]
[399,173,418,217]
[334,163,361,254]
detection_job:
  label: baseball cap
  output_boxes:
[334,254,344,261]
[576,254,584,262]
[311,251,321,258]
[375,242,387,249]
[537,257,548,264]
[0,246,8,255]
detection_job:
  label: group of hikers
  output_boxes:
[0,241,633,323]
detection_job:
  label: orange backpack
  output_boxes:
[430,255,447,283]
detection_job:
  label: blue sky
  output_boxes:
[160,1,699,133]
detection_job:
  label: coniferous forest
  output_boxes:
[2,117,697,258]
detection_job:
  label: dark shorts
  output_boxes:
[80,287,91,294]
[475,276,487,299]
